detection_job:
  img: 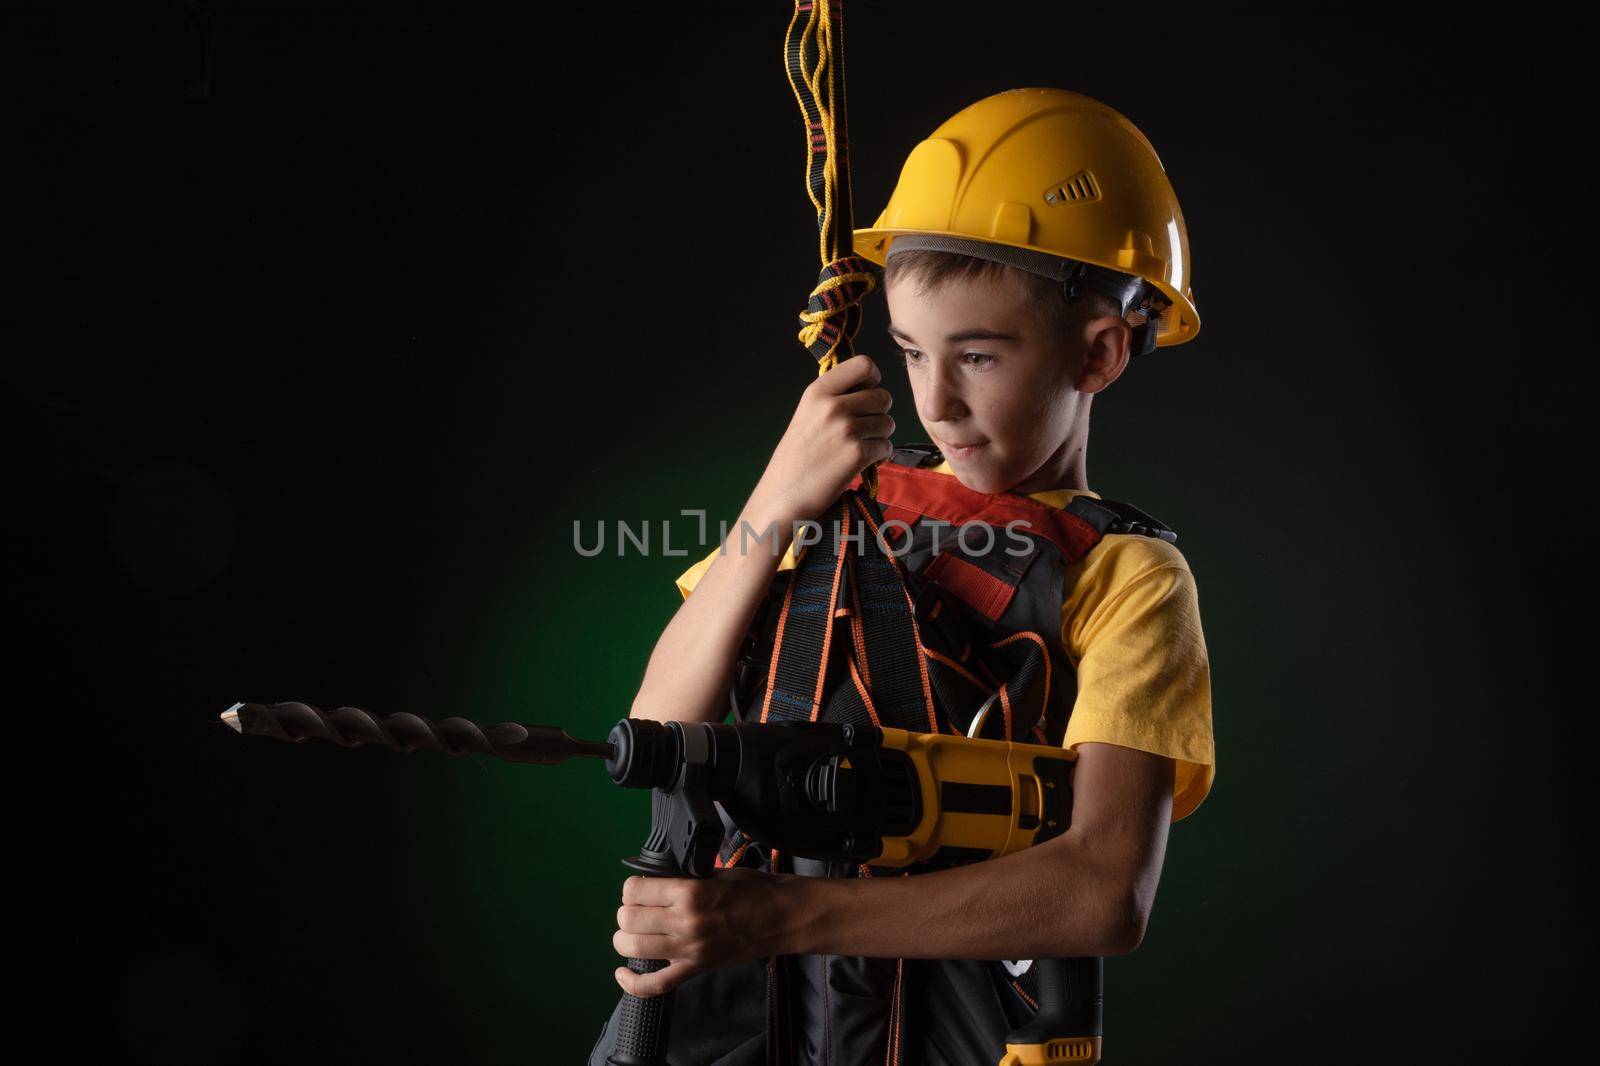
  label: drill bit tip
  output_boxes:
[217,700,615,765]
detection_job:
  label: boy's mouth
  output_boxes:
[938,438,988,458]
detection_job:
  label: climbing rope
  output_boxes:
[785,0,881,495]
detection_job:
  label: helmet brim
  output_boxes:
[854,227,1201,348]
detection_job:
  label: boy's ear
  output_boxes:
[1077,317,1132,394]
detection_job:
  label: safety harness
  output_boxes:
[715,444,1176,1063]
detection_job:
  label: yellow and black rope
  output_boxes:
[785,0,881,494]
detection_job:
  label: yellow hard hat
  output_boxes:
[854,88,1200,349]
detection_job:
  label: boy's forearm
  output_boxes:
[630,489,804,725]
[774,832,1141,961]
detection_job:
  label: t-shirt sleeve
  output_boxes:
[1061,543,1215,822]
[675,546,722,600]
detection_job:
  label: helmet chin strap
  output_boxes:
[1120,287,1173,358]
[1057,261,1171,358]
[886,232,1173,356]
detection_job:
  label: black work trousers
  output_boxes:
[587,953,1032,1065]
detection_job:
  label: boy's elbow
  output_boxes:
[1107,906,1149,956]
[1100,883,1152,956]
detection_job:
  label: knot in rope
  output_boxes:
[798,255,879,372]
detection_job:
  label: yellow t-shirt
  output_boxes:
[673,462,1215,821]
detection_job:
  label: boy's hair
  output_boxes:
[883,249,1121,362]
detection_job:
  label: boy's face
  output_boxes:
[885,270,1106,495]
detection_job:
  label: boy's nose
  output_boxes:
[918,363,968,423]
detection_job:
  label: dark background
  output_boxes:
[8,6,1587,1063]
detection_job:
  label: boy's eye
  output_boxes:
[893,348,995,369]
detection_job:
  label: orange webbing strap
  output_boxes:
[758,491,940,734]
[840,493,941,733]
[785,0,881,496]
[859,863,910,1066]
[757,493,852,725]
[766,849,790,1065]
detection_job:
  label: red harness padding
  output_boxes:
[711,445,1176,1064]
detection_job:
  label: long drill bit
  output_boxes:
[220,701,614,765]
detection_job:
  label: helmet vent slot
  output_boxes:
[1043,170,1100,206]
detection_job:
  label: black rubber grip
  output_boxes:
[1005,956,1103,1051]
[607,956,674,1066]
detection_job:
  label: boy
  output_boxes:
[591,89,1213,1064]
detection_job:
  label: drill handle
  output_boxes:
[607,723,729,1065]
[607,956,675,1066]
[1000,956,1103,1064]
